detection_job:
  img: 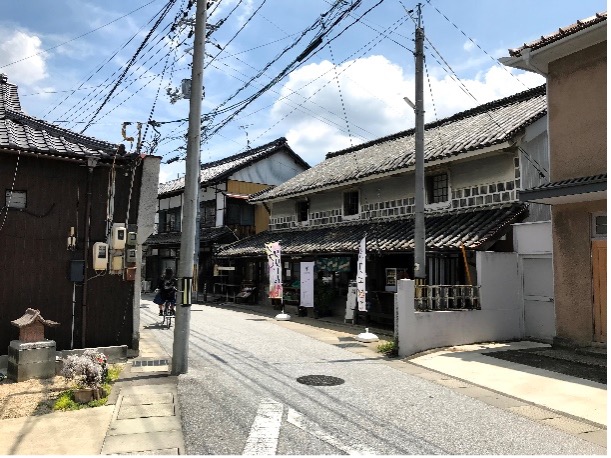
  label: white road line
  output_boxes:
[287,408,378,455]
[243,399,284,455]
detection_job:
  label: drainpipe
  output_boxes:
[81,157,98,348]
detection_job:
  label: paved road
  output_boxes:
[141,303,605,455]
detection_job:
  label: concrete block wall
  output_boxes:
[395,273,523,357]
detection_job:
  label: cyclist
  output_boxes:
[157,268,178,316]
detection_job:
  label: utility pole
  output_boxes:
[413,4,426,284]
[173,0,207,375]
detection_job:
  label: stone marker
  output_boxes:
[7,308,59,382]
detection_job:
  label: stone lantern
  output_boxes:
[7,308,60,382]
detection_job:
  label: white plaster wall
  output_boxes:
[395,252,522,357]
[216,182,226,226]
[158,195,182,210]
[200,186,218,202]
[310,191,343,214]
[513,221,552,254]
[231,150,308,185]
[361,175,414,203]
[451,153,514,189]
[271,199,295,217]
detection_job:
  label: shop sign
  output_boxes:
[356,236,367,311]
[300,262,315,308]
[265,241,283,299]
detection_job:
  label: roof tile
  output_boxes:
[216,204,527,257]
[252,86,546,202]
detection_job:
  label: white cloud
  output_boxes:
[0,27,48,86]
[463,40,475,52]
[272,55,545,165]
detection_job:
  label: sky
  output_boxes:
[0,0,606,183]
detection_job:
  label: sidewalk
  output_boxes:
[0,305,185,455]
[99,312,185,455]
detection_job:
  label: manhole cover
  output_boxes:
[296,375,345,386]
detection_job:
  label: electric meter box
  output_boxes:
[111,225,127,250]
[92,242,109,271]
[112,255,123,271]
[127,231,137,246]
[126,248,137,263]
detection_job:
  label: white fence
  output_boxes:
[395,251,523,357]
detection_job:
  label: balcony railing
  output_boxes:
[414,285,480,311]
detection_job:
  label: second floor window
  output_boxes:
[200,200,216,227]
[343,190,359,216]
[296,200,309,222]
[427,173,449,204]
[226,199,255,226]
[158,207,181,232]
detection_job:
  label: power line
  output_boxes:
[80,0,180,133]
[424,0,529,90]
[45,1,178,120]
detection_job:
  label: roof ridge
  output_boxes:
[509,11,607,56]
[200,137,287,169]
[326,85,546,159]
[5,108,117,152]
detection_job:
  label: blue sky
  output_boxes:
[0,0,606,183]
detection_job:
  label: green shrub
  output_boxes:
[53,390,81,411]
[53,364,123,411]
[377,339,398,357]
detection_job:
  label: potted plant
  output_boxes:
[61,349,108,403]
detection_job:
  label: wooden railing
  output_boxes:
[414,285,480,311]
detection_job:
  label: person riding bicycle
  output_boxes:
[157,268,178,316]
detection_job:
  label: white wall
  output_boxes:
[513,221,552,254]
[451,153,514,189]
[361,175,414,203]
[395,252,523,357]
[231,150,307,185]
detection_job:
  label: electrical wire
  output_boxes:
[423,0,529,90]
[79,0,180,133]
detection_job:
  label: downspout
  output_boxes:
[81,157,98,348]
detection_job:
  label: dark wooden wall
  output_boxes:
[0,153,143,353]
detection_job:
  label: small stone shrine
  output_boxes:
[7,308,59,382]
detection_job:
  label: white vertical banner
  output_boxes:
[265,241,283,299]
[300,262,315,308]
[356,236,367,311]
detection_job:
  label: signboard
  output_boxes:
[356,236,367,311]
[300,262,315,308]
[264,241,283,299]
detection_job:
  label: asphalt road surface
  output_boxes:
[141,303,605,455]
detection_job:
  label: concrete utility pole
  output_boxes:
[173,0,207,375]
[413,4,426,283]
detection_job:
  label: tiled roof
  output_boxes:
[216,204,527,257]
[251,86,546,202]
[0,76,122,161]
[523,174,606,192]
[145,226,235,247]
[158,137,309,196]
[509,12,607,57]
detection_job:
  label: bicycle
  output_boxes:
[160,300,175,329]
